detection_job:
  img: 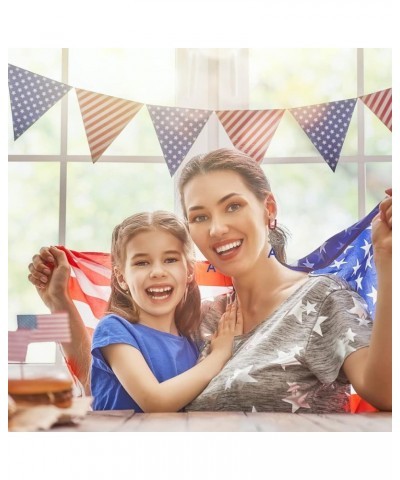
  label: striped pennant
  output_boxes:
[216,109,285,163]
[76,89,143,162]
[360,88,392,131]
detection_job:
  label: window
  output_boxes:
[8,48,392,362]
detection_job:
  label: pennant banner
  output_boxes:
[8,64,391,173]
[360,88,392,131]
[8,64,72,140]
[147,105,212,176]
[76,89,143,162]
[290,99,357,172]
[217,109,285,163]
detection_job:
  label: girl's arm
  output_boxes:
[102,302,243,412]
[342,192,392,411]
[28,246,92,394]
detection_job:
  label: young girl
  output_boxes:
[90,210,241,412]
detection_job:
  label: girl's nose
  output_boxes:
[149,263,167,278]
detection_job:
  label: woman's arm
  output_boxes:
[102,303,242,412]
[28,247,92,394]
[343,191,392,411]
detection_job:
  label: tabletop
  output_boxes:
[50,410,392,432]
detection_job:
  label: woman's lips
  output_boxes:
[212,239,243,260]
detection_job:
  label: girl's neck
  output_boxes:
[138,313,179,336]
[232,255,308,334]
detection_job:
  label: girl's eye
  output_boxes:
[227,203,241,213]
[165,257,178,263]
[134,261,148,267]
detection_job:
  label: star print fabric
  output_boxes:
[186,275,372,413]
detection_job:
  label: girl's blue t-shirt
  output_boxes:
[91,314,199,411]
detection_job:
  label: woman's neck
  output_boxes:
[232,255,308,334]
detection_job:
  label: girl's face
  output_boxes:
[119,229,190,325]
[183,170,273,278]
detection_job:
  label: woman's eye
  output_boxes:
[227,203,241,213]
[192,215,208,223]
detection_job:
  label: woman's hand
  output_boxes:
[372,188,392,262]
[28,246,71,311]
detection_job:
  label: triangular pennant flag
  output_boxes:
[76,89,143,162]
[8,64,72,140]
[216,109,285,163]
[147,105,212,176]
[360,88,392,131]
[290,99,357,172]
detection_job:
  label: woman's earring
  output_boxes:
[268,218,277,230]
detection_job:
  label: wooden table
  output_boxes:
[51,410,391,432]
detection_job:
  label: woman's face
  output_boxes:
[183,170,273,278]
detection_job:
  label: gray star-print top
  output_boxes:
[186,274,373,413]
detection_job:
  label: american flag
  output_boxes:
[8,64,72,140]
[216,109,285,163]
[293,204,379,317]
[75,88,143,163]
[16,313,72,343]
[8,330,33,362]
[58,204,380,327]
[360,88,392,131]
[290,99,357,172]
[147,105,212,176]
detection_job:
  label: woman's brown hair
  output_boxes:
[178,148,288,263]
[107,211,201,337]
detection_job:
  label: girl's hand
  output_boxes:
[28,246,71,310]
[210,301,242,364]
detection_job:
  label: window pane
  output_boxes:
[263,163,358,264]
[67,48,176,156]
[249,49,357,158]
[8,163,60,345]
[366,163,392,213]
[8,48,63,155]
[66,163,174,251]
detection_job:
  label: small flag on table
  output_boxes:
[17,313,72,343]
[8,330,33,362]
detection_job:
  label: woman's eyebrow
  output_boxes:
[188,193,242,211]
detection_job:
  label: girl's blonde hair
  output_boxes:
[178,148,288,263]
[107,211,201,337]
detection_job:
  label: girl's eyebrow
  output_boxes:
[187,193,242,212]
[130,250,181,260]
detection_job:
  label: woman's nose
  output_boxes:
[209,217,229,237]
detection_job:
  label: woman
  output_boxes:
[27,148,392,412]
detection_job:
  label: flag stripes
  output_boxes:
[360,88,392,131]
[76,88,143,162]
[217,109,284,163]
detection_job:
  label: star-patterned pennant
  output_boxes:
[76,89,143,163]
[360,88,392,131]
[8,64,72,140]
[290,99,357,172]
[147,105,212,176]
[216,109,285,163]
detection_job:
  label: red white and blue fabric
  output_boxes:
[8,64,72,140]
[360,88,392,131]
[216,109,285,163]
[290,99,357,172]
[147,105,212,176]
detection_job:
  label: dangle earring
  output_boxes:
[268,218,277,244]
